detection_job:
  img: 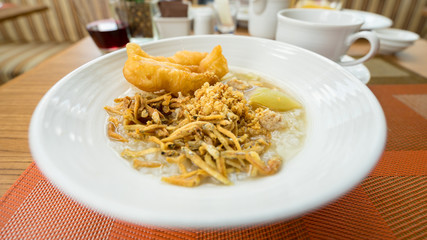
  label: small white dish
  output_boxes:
[342,56,371,84]
[29,35,386,228]
[380,39,412,48]
[374,28,419,55]
[378,43,411,55]
[374,28,419,44]
[343,9,392,30]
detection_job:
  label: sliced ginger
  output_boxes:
[249,87,301,112]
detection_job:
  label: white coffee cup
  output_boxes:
[248,0,290,39]
[275,9,379,66]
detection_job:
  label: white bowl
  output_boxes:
[378,39,414,55]
[374,28,419,44]
[380,39,412,48]
[378,43,409,55]
[375,28,419,54]
[29,35,386,228]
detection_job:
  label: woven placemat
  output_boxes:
[0,84,425,239]
[365,57,427,85]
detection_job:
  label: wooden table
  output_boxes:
[0,3,48,22]
[347,38,427,79]
[0,37,100,195]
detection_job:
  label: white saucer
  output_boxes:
[343,9,392,30]
[342,55,371,84]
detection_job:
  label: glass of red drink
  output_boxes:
[72,0,131,54]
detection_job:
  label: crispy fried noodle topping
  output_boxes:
[106,82,287,187]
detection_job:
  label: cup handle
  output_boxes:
[339,31,379,67]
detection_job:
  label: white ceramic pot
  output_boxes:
[248,0,290,39]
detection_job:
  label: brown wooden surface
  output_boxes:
[0,30,426,197]
[0,4,48,22]
[0,37,101,195]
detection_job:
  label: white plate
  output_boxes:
[342,55,371,84]
[343,9,393,30]
[29,35,386,228]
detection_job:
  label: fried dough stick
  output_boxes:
[123,43,229,94]
[126,42,208,66]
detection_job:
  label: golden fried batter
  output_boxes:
[123,43,229,94]
[125,42,208,66]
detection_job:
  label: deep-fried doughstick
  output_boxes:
[123,43,229,94]
[126,42,208,66]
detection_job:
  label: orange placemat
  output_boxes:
[0,84,426,239]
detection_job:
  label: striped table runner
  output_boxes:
[0,58,426,239]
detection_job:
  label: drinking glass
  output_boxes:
[212,0,240,34]
[72,0,130,54]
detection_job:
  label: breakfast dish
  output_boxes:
[106,44,305,187]
[30,35,386,227]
